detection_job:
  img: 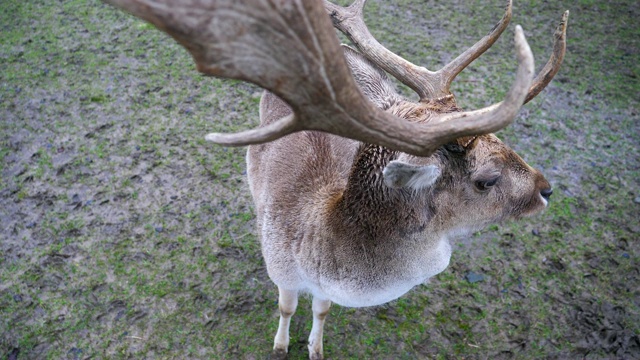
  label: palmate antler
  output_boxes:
[102,0,568,157]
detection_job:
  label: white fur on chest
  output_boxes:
[307,237,452,308]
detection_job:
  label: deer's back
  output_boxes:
[247,91,357,212]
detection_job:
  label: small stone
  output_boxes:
[634,196,640,204]
[465,271,485,283]
[532,229,541,237]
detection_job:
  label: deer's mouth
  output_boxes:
[515,193,550,219]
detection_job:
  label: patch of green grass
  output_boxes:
[1,0,639,359]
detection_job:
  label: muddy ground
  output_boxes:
[1,0,639,359]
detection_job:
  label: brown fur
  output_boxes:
[247,48,551,358]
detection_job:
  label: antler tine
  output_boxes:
[428,25,534,138]
[204,114,298,146]
[325,0,512,101]
[524,10,569,104]
[440,0,512,90]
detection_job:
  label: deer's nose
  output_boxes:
[540,188,553,201]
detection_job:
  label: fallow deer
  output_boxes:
[103,0,568,358]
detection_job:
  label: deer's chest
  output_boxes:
[305,235,452,307]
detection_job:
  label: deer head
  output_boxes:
[101,0,568,358]
[338,43,556,233]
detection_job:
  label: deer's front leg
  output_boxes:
[308,297,331,360]
[273,287,298,357]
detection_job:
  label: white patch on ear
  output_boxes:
[383,161,441,190]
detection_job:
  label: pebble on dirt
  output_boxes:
[465,272,485,283]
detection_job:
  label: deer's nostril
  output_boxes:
[540,188,553,200]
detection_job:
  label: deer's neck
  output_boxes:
[337,144,430,238]
[343,143,395,200]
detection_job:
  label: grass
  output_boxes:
[1,0,639,359]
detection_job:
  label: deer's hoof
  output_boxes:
[270,348,288,360]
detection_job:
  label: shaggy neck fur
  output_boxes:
[333,101,456,239]
[336,143,432,240]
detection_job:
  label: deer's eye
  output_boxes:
[474,177,500,191]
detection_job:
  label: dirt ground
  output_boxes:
[1,0,639,359]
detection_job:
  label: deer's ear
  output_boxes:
[383,161,441,190]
